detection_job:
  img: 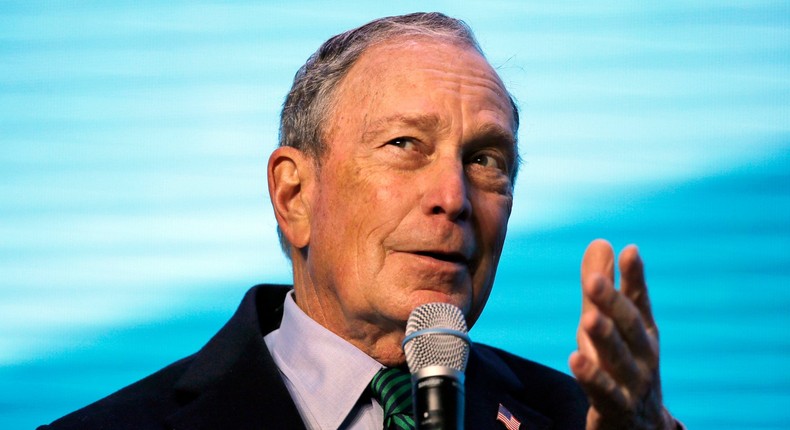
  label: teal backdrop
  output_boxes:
[2,2,789,429]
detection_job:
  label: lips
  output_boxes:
[412,250,469,265]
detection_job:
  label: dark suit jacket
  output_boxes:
[40,284,588,429]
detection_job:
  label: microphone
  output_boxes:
[402,302,470,430]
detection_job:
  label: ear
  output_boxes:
[267,146,315,250]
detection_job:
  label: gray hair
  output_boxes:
[276,12,520,257]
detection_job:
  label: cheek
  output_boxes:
[374,182,400,205]
[333,172,407,259]
[468,198,510,323]
[368,174,414,228]
[311,168,366,251]
[475,195,511,251]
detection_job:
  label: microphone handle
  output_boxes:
[413,372,464,430]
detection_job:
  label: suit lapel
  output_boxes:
[465,346,553,430]
[166,285,306,430]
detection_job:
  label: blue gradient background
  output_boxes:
[2,2,789,429]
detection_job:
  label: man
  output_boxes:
[41,12,680,429]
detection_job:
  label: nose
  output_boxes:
[420,159,471,222]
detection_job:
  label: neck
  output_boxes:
[291,261,407,366]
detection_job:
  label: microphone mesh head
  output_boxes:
[403,302,470,374]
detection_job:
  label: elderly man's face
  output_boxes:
[302,37,515,345]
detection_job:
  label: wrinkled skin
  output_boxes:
[269,38,516,365]
[268,36,677,429]
[570,240,676,429]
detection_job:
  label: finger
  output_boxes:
[585,269,656,368]
[580,291,642,389]
[575,318,595,356]
[580,239,615,314]
[619,245,657,334]
[577,247,613,355]
[569,351,629,415]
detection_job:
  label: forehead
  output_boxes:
[327,37,516,135]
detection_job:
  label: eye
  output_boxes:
[386,137,418,151]
[470,152,505,170]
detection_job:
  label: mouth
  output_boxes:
[412,251,469,266]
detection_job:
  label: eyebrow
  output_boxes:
[473,122,517,147]
[362,113,516,145]
[362,113,442,141]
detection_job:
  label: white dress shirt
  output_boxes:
[264,291,385,430]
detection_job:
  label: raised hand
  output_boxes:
[569,239,676,430]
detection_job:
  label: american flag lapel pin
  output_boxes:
[496,403,521,430]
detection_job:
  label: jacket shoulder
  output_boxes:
[474,343,582,393]
[39,355,194,430]
[469,343,588,428]
[38,285,293,430]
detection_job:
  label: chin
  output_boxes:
[407,289,469,315]
[378,350,407,367]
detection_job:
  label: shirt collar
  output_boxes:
[266,291,382,430]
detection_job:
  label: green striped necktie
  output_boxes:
[370,367,416,430]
